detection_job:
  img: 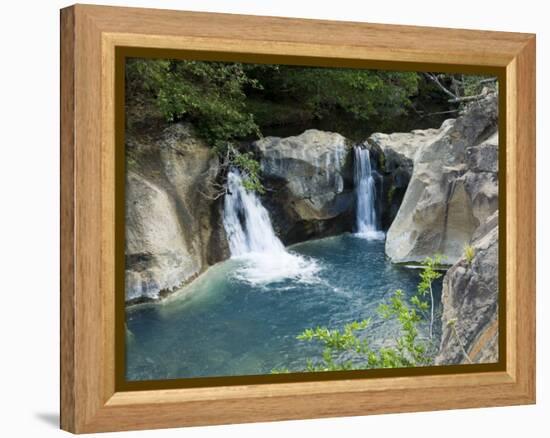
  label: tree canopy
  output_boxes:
[126,58,420,147]
[126,58,496,192]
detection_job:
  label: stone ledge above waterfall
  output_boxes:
[255,130,353,200]
[253,129,356,243]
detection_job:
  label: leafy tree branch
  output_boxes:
[275,257,443,373]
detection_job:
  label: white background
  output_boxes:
[0,0,546,436]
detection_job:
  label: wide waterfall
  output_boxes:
[223,170,320,285]
[223,170,285,256]
[353,147,385,240]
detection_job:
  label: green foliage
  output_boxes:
[296,320,371,371]
[246,65,419,123]
[126,58,261,147]
[278,258,443,373]
[461,75,497,97]
[464,244,475,265]
[376,289,431,367]
[422,72,497,107]
[127,59,423,193]
[417,255,442,339]
[126,58,421,146]
[417,255,442,297]
[232,150,265,194]
[214,143,265,193]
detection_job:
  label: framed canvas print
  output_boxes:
[60,4,536,434]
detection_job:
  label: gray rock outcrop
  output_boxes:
[436,210,499,364]
[381,93,499,264]
[363,135,416,229]
[125,123,229,303]
[254,130,355,243]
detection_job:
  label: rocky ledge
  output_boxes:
[376,93,499,265]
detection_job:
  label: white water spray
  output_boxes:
[353,147,385,240]
[223,171,285,255]
[223,170,320,286]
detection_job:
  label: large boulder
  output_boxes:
[436,211,499,364]
[125,172,199,302]
[254,130,355,243]
[382,93,498,264]
[125,123,229,304]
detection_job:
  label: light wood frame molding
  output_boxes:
[60,4,536,434]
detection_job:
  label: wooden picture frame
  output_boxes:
[60,4,536,434]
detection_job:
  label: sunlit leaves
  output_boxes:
[284,257,442,373]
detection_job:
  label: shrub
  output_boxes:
[275,257,443,373]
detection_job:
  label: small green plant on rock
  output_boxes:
[417,255,443,340]
[213,143,265,194]
[464,244,475,266]
[378,152,386,171]
[232,150,264,194]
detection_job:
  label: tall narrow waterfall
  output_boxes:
[353,147,384,240]
[223,170,320,285]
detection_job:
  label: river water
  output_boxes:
[126,153,440,381]
[126,234,438,381]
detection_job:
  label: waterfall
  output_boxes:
[223,170,285,256]
[223,169,320,285]
[353,147,385,240]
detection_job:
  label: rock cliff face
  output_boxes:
[370,94,500,363]
[381,94,499,264]
[363,135,415,230]
[125,123,229,303]
[436,211,499,364]
[254,130,356,244]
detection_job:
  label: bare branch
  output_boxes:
[197,188,226,201]
[447,93,489,104]
[478,77,498,85]
[423,109,460,116]
[423,72,458,100]
[424,72,496,104]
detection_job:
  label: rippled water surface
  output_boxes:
[126,234,439,381]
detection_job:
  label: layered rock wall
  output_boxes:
[125,123,229,303]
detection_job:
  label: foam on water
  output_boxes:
[232,251,321,287]
[223,169,321,286]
